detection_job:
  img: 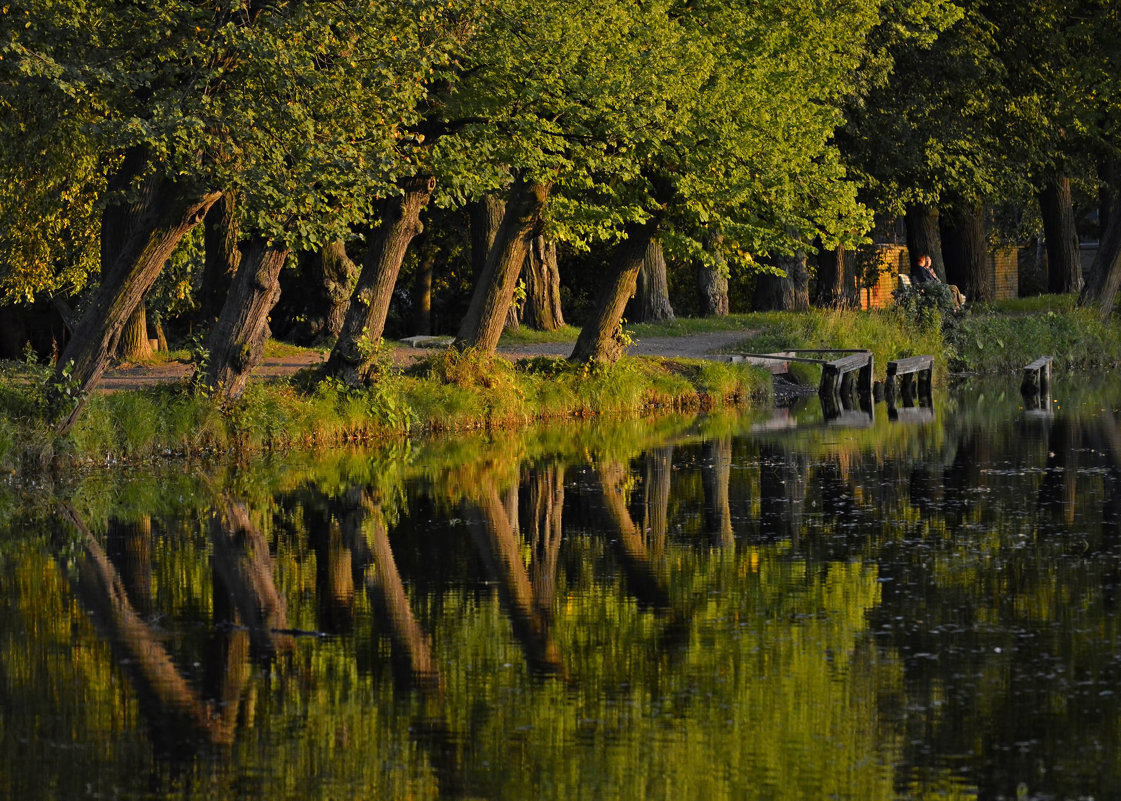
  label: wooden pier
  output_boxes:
[885,355,934,405]
[1021,356,1053,396]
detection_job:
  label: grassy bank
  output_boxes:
[3,297,1119,473]
[0,349,773,473]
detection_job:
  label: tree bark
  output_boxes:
[117,299,152,361]
[52,182,221,433]
[754,250,810,311]
[203,236,289,399]
[275,240,359,344]
[697,240,730,316]
[813,243,853,308]
[413,234,438,336]
[627,238,674,322]
[904,203,945,281]
[1039,174,1083,294]
[941,201,990,301]
[470,194,505,277]
[456,178,551,355]
[199,192,241,325]
[1079,191,1121,317]
[521,236,565,330]
[569,217,659,365]
[326,176,436,385]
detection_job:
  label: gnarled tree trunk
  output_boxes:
[1081,162,1121,318]
[117,299,152,362]
[521,236,564,330]
[697,238,730,317]
[325,176,436,385]
[52,180,221,433]
[456,178,551,355]
[569,217,659,365]
[1039,174,1083,294]
[203,236,289,399]
[754,250,810,311]
[628,238,674,323]
[274,240,359,344]
[905,203,945,280]
[941,200,990,302]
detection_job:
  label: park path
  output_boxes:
[97,330,755,392]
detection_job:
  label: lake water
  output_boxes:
[2,378,1119,801]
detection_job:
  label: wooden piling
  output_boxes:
[1021,356,1053,396]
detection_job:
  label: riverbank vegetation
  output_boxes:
[6,292,1121,472]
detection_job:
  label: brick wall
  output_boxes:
[859,244,1021,307]
[859,245,908,309]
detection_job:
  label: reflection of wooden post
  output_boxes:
[209,498,291,665]
[58,505,236,748]
[702,437,735,548]
[642,446,673,560]
[106,515,153,617]
[466,487,567,678]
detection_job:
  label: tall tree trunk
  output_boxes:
[456,178,551,355]
[904,203,945,280]
[1080,189,1121,317]
[117,299,152,361]
[203,236,289,399]
[275,240,359,344]
[199,192,241,325]
[325,176,436,385]
[413,233,439,336]
[521,236,565,330]
[470,194,505,277]
[697,238,730,316]
[754,250,810,311]
[816,243,842,309]
[1081,162,1121,317]
[1039,174,1083,294]
[52,182,221,433]
[569,217,659,365]
[628,238,674,322]
[941,200,990,301]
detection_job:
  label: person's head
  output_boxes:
[919,254,932,268]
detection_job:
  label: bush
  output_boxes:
[892,281,956,330]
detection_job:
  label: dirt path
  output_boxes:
[98,330,755,392]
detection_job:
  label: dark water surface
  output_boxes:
[3,378,1120,800]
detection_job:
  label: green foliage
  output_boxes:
[948,305,1121,373]
[892,281,957,330]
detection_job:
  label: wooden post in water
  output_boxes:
[1021,356,1053,396]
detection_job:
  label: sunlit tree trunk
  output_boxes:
[203,236,289,399]
[521,236,564,331]
[1039,174,1083,294]
[457,178,551,355]
[116,299,152,361]
[814,244,853,308]
[628,238,674,322]
[569,217,659,365]
[52,178,221,432]
[698,260,730,316]
[905,203,945,280]
[326,175,436,385]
